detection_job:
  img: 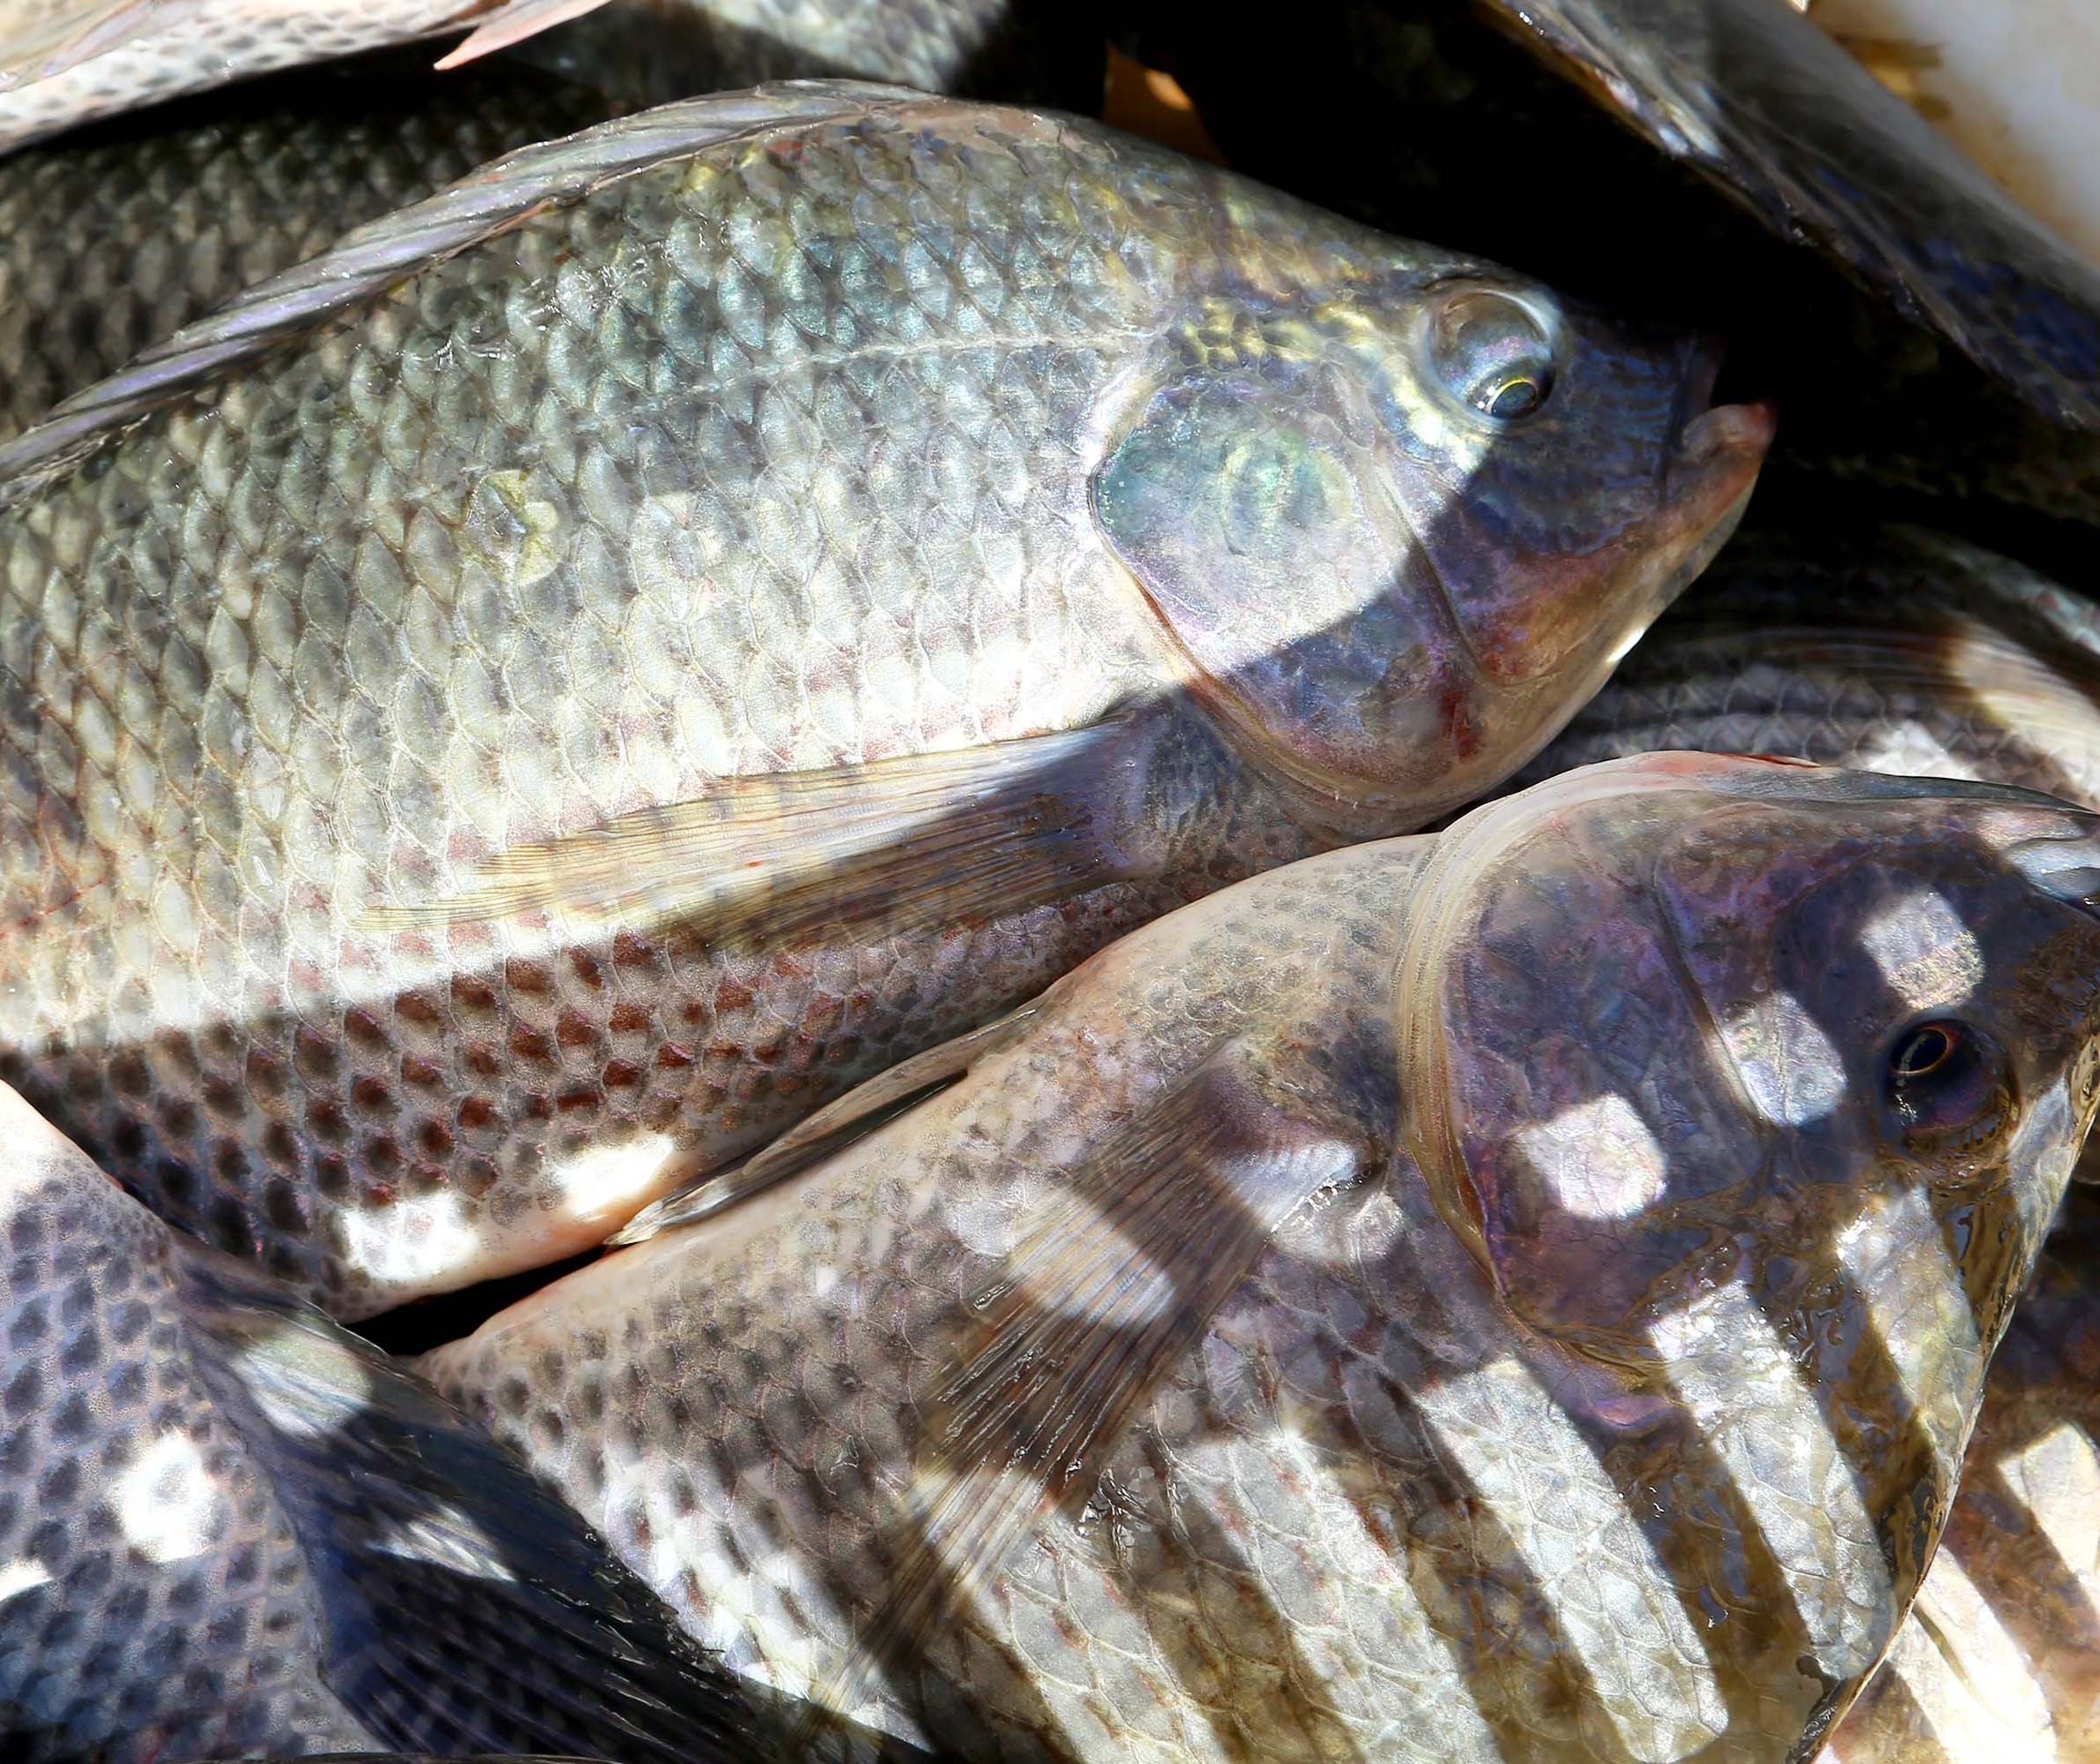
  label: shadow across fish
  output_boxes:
[426,753,2100,1760]
[0,86,1770,1317]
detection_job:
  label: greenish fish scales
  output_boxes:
[0,55,621,443]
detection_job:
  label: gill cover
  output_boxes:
[1092,318,1469,834]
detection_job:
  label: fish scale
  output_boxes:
[1522,524,2100,808]
[0,1083,787,1760]
[423,756,2100,1759]
[1820,1185,2100,1763]
[0,1,494,151]
[0,90,1764,1317]
[0,58,620,445]
[0,104,1189,1311]
[0,1172,376,1758]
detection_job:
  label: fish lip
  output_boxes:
[1666,331,1776,483]
[1677,399,1779,471]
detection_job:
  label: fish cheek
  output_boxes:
[1092,362,1476,833]
[1426,819,1770,1354]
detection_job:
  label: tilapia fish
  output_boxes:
[0,0,607,152]
[0,52,618,442]
[1474,0,2100,433]
[0,0,1099,152]
[1819,1182,2100,1764]
[423,753,2100,1760]
[1526,521,2100,1760]
[1131,0,2100,544]
[1526,523,2100,803]
[0,86,1771,1317]
[518,0,1106,113]
[0,1082,767,1763]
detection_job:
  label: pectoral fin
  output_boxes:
[366,720,1146,946]
[808,1047,1379,1729]
[610,999,1046,1242]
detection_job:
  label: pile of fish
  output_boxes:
[0,1,2095,1760]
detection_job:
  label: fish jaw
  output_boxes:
[1380,755,2100,1753]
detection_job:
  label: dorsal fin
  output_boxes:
[0,79,919,505]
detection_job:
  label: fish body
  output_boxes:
[1809,0,2100,275]
[1818,1185,2100,1763]
[1524,523,2100,803]
[1473,0,2100,432]
[0,1082,768,1762]
[0,0,563,153]
[0,87,1767,1316]
[0,53,619,442]
[518,0,1107,113]
[424,753,2100,1759]
[1523,524,2100,1761]
[0,0,1099,152]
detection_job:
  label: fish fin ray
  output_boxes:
[175,1255,769,1760]
[434,0,617,68]
[0,79,920,502]
[611,998,1046,1242]
[808,1049,1376,1729]
[364,720,1144,941]
[0,0,199,87]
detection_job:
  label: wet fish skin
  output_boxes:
[0,52,619,443]
[423,753,2100,1760]
[1817,1184,2100,1763]
[0,1,524,152]
[0,88,1767,1318]
[0,0,1102,153]
[1471,0,2100,432]
[519,0,1107,113]
[1521,518,2100,1201]
[1523,522,2100,803]
[0,1082,771,1764]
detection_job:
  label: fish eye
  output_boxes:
[1425,285,1558,423]
[1882,1018,2014,1156]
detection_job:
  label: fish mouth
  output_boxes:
[1668,335,1778,501]
[1678,400,1779,472]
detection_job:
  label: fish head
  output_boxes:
[1092,267,1773,839]
[1402,751,2100,1370]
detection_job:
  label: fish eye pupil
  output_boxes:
[1892,1023,1956,1080]
[1881,1017,2013,1155]
[1484,377,1541,419]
